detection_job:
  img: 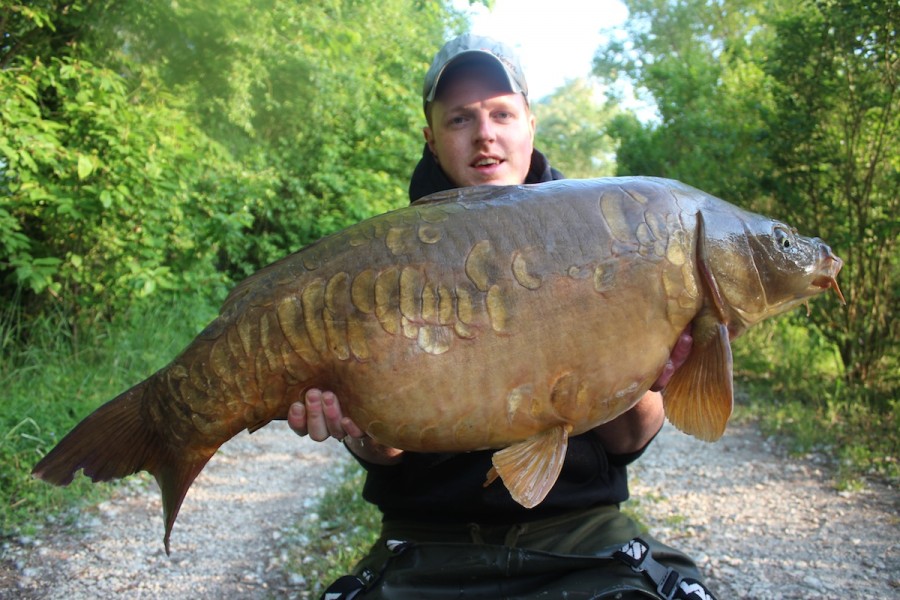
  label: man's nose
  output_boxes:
[474,115,496,143]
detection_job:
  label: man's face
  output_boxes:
[424,64,536,188]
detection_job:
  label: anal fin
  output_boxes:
[487,424,571,508]
[662,318,733,441]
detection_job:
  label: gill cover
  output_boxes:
[662,212,734,442]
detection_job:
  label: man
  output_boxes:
[289,34,706,598]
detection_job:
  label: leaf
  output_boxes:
[77,154,93,180]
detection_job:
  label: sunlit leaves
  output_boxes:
[1,0,462,329]
[533,79,619,178]
[0,54,239,320]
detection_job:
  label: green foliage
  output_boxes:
[732,315,845,402]
[594,0,773,204]
[0,56,242,323]
[533,79,619,178]
[283,461,381,596]
[1,0,464,329]
[733,317,899,487]
[0,1,113,68]
[0,293,218,535]
[763,0,900,394]
[594,0,899,406]
[101,0,463,278]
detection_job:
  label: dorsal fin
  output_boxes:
[412,184,520,206]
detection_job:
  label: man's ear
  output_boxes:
[423,126,438,161]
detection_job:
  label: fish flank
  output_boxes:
[351,269,376,314]
[465,240,497,291]
[301,279,328,354]
[275,296,318,366]
[374,267,402,335]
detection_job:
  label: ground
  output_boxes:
[1,421,897,599]
[628,422,899,598]
[0,424,347,599]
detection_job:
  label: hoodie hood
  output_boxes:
[408,144,564,203]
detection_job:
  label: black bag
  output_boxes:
[321,537,717,600]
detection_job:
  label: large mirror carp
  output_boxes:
[32,177,843,552]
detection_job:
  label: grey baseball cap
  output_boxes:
[422,34,528,106]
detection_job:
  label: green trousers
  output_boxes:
[349,505,705,599]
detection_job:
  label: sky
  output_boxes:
[452,0,630,101]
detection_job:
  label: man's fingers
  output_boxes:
[289,388,366,442]
[288,402,308,436]
[304,389,331,441]
[341,416,366,439]
[650,326,694,392]
[650,362,675,392]
[320,391,348,439]
[669,329,693,371]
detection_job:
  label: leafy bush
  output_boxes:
[1,0,463,332]
[597,0,899,404]
[0,56,252,326]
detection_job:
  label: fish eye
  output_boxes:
[774,226,794,251]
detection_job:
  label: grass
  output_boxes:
[743,392,899,489]
[732,317,899,489]
[280,461,381,597]
[0,293,218,537]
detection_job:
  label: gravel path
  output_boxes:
[628,422,900,599]
[1,420,898,598]
[1,423,349,599]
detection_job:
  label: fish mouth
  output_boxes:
[812,243,846,304]
[812,274,845,304]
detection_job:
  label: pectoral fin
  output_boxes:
[662,319,733,441]
[486,424,571,508]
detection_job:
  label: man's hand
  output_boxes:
[288,389,365,441]
[650,324,693,392]
[288,389,403,465]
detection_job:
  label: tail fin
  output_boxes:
[31,379,212,554]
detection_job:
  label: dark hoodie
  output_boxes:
[356,146,645,524]
[408,144,565,202]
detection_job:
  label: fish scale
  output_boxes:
[31,177,843,553]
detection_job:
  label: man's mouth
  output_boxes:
[473,157,502,168]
